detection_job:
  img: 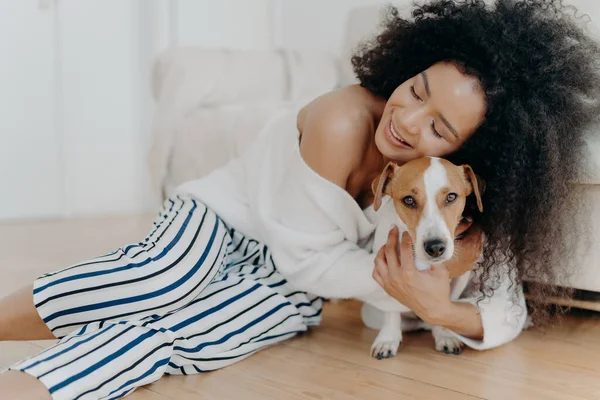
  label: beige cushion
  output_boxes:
[163,103,295,195]
[147,48,339,198]
[569,185,600,291]
[581,132,600,184]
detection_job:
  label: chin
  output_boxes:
[375,132,406,161]
[381,148,413,164]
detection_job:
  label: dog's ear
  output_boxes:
[372,162,398,211]
[462,165,484,213]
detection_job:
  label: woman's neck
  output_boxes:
[366,91,389,169]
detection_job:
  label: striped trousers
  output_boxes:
[10,195,323,400]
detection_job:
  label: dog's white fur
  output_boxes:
[416,158,455,262]
[368,157,472,359]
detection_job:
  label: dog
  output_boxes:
[366,156,484,359]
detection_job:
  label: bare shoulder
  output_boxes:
[297,85,382,190]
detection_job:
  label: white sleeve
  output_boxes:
[270,240,381,299]
[450,264,529,350]
[267,236,409,312]
[244,121,395,302]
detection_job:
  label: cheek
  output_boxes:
[396,206,422,234]
[418,136,455,157]
[387,84,415,110]
[441,205,464,234]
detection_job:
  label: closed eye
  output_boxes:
[412,86,444,140]
[410,86,422,102]
[431,121,443,139]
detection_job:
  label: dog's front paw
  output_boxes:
[369,311,402,359]
[370,338,402,360]
[432,326,464,355]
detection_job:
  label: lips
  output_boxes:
[386,119,414,149]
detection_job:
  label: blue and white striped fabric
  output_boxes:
[11,195,322,400]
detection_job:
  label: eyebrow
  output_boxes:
[421,72,460,141]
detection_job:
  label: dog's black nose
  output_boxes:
[424,240,446,258]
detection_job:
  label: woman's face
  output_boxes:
[374,62,487,164]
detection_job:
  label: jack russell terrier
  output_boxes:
[367,156,484,359]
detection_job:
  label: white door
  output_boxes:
[0,0,62,220]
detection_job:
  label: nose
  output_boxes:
[398,107,424,136]
[424,239,446,258]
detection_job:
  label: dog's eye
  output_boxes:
[402,196,416,208]
[446,193,457,204]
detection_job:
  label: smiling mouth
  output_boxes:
[388,120,414,149]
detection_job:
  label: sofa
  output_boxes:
[146,5,600,303]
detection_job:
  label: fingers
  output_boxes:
[372,269,383,287]
[373,245,389,285]
[384,225,400,268]
[399,231,417,273]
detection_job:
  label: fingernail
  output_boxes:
[389,223,396,232]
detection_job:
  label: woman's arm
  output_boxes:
[451,267,528,350]
[428,301,484,340]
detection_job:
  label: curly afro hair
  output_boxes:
[352,0,600,324]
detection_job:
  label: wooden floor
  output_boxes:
[1,214,599,400]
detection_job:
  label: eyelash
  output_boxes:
[431,121,443,139]
[410,86,422,101]
[411,86,443,140]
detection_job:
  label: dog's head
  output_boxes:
[372,157,484,264]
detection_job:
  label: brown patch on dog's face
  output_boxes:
[436,159,474,237]
[385,158,432,240]
[379,158,480,239]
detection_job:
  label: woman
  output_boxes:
[2,1,599,398]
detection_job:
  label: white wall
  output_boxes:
[175,0,273,50]
[57,0,155,217]
[0,0,279,221]
[271,0,394,56]
[0,1,62,220]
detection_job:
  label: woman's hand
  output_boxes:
[372,226,453,325]
[372,225,485,339]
